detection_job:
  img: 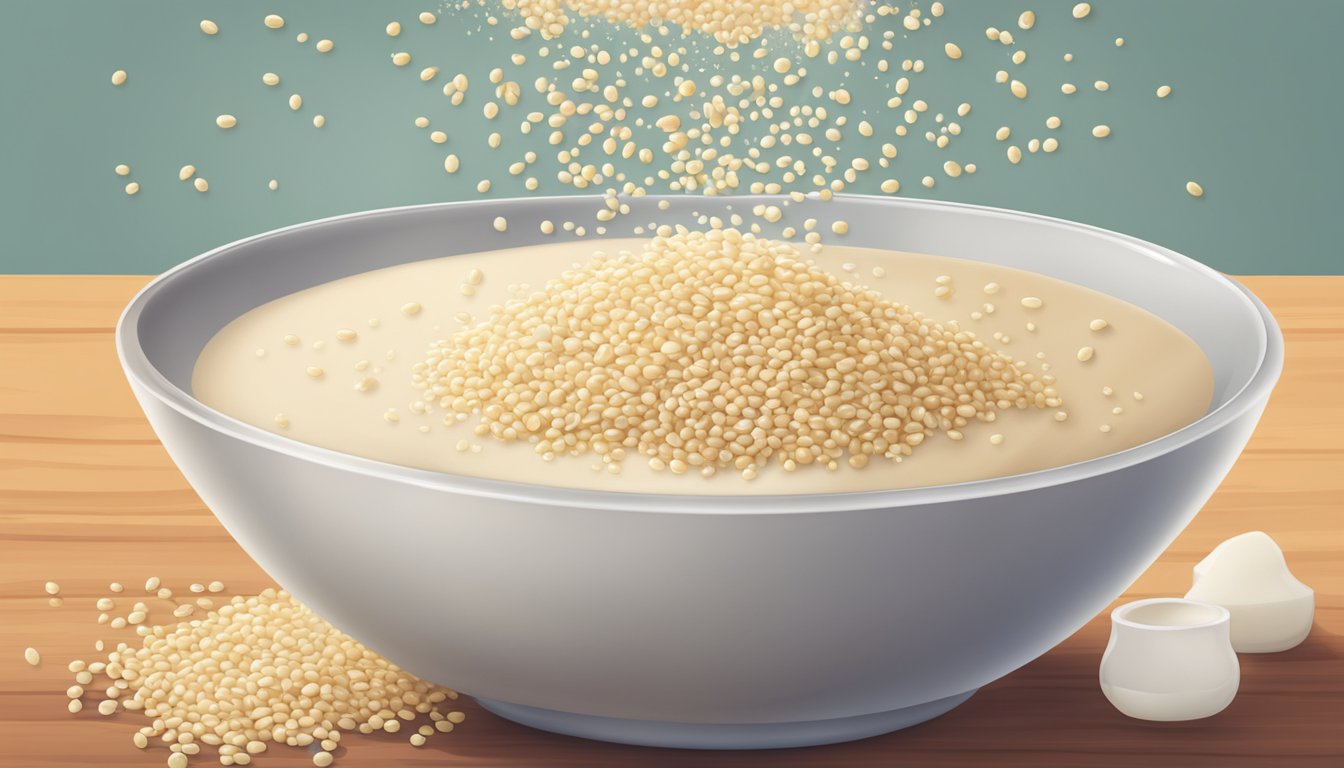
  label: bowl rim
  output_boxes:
[116,194,1284,515]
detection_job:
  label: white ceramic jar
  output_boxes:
[1099,598,1239,721]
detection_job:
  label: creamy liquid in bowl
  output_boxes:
[193,239,1213,494]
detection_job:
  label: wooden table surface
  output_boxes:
[1,275,1340,767]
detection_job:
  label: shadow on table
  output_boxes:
[349,627,1344,767]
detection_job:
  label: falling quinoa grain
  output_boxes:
[111,70,127,86]
[1186,180,1204,197]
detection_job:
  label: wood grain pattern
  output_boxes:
[1,275,1340,767]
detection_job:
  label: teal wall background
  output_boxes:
[1,0,1340,275]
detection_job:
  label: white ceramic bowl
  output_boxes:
[116,195,1282,749]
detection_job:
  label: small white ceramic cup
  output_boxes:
[1099,598,1239,721]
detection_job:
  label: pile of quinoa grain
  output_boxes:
[59,586,463,766]
[414,227,1060,478]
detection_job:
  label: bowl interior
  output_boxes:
[123,194,1273,491]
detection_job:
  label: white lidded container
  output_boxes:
[1100,598,1240,721]
[1185,531,1314,653]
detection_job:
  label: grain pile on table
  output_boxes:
[415,228,1059,478]
[52,584,464,766]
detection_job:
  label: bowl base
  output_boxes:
[475,689,977,750]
